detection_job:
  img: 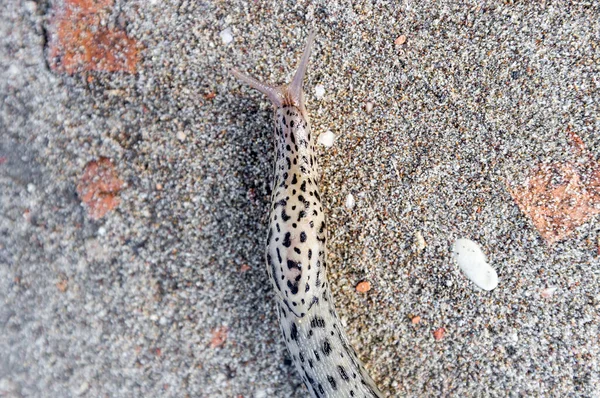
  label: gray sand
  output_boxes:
[1,1,599,397]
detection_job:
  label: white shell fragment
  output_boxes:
[345,193,355,209]
[415,231,426,252]
[452,238,498,291]
[318,131,335,148]
[219,27,233,44]
[314,84,325,99]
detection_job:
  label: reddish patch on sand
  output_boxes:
[508,130,600,245]
[47,0,139,74]
[77,157,124,220]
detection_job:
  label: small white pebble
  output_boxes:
[365,102,374,113]
[254,390,268,398]
[176,131,186,142]
[27,183,36,193]
[24,1,37,13]
[452,238,498,291]
[98,227,106,236]
[509,332,519,342]
[314,84,325,99]
[318,131,335,148]
[7,64,20,76]
[75,381,90,396]
[345,193,355,209]
[541,286,557,298]
[219,27,233,44]
[415,231,426,251]
[214,373,227,384]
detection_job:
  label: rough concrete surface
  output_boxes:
[1,1,599,397]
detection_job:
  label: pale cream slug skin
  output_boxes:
[232,33,383,398]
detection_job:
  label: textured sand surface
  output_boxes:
[1,1,599,397]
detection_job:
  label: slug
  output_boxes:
[232,33,383,398]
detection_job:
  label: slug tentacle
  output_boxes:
[233,32,383,398]
[288,30,315,113]
[231,68,285,108]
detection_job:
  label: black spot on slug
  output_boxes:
[327,375,337,390]
[290,322,298,341]
[311,317,325,328]
[300,231,307,242]
[287,280,299,295]
[282,232,292,247]
[338,365,349,381]
[322,339,332,356]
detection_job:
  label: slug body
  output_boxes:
[232,33,382,398]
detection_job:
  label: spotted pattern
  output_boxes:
[266,107,327,319]
[265,106,382,398]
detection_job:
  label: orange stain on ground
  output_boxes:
[509,129,600,245]
[47,0,139,74]
[77,158,124,220]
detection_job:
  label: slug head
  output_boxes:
[231,31,315,119]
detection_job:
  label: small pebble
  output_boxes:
[24,1,37,13]
[314,84,325,99]
[356,281,371,293]
[219,27,233,44]
[255,390,268,398]
[176,131,186,142]
[365,102,374,113]
[7,64,20,76]
[433,327,445,341]
[415,231,426,252]
[452,238,498,291]
[318,131,335,148]
[541,287,557,298]
[75,381,90,396]
[395,35,407,45]
[411,315,421,325]
[56,279,68,292]
[98,227,106,236]
[345,193,355,209]
[210,326,228,348]
[240,264,251,272]
[27,183,36,193]
[156,183,163,190]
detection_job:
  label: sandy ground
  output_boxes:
[1,1,599,397]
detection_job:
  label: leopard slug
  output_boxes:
[232,32,383,398]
